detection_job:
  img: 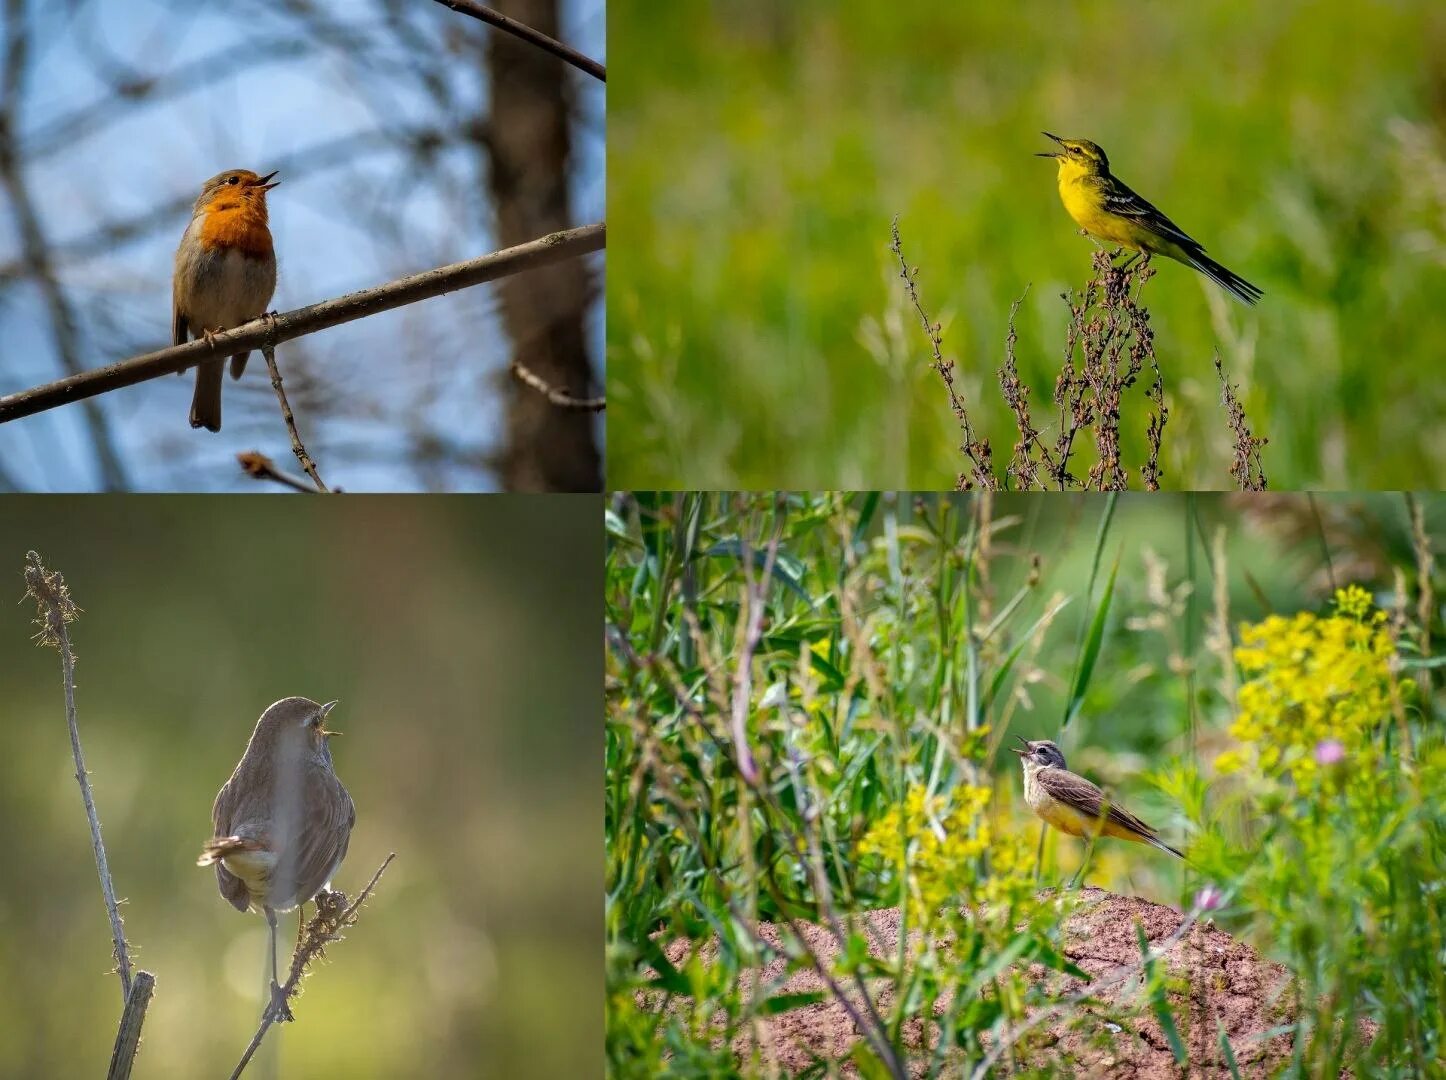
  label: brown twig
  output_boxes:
[22,552,135,1000]
[0,222,606,424]
[105,971,156,1080]
[236,451,322,494]
[890,217,996,490]
[260,345,329,492]
[509,359,605,411]
[429,0,605,82]
[1214,354,1268,490]
[228,854,397,1079]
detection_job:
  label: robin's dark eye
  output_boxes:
[226,175,239,185]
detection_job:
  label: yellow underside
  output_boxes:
[1056,170,1183,261]
[1035,798,1146,844]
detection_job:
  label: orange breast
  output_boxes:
[199,202,274,258]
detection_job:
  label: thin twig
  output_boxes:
[1214,354,1268,490]
[0,222,606,424]
[429,0,605,82]
[229,853,397,1079]
[261,345,328,492]
[509,359,605,411]
[236,451,322,494]
[105,970,156,1080]
[21,552,135,1001]
[890,217,996,490]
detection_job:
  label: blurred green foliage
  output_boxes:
[0,498,599,1078]
[609,0,1446,489]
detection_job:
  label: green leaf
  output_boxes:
[1062,553,1119,732]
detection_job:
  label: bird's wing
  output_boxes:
[1095,175,1203,252]
[1036,767,1162,840]
[206,775,257,912]
[290,770,355,904]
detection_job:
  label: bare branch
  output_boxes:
[105,970,156,1080]
[260,345,329,492]
[0,222,606,425]
[228,854,398,1079]
[237,451,323,494]
[21,552,136,1002]
[429,0,605,82]
[508,359,605,411]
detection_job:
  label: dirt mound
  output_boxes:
[648,889,1316,1075]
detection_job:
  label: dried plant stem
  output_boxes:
[106,971,156,1080]
[229,853,397,1080]
[1215,354,1268,490]
[22,552,155,1079]
[261,344,329,492]
[23,552,135,1000]
[890,216,996,490]
[236,451,322,494]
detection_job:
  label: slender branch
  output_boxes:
[429,0,605,82]
[509,360,605,411]
[105,970,156,1080]
[260,345,329,492]
[0,222,606,424]
[229,854,397,1079]
[236,451,323,494]
[21,552,135,1001]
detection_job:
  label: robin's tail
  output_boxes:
[190,359,224,432]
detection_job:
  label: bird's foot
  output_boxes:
[264,980,295,1023]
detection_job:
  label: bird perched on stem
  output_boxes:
[198,697,354,1016]
[1037,133,1261,306]
[173,169,280,431]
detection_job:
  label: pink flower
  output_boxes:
[1314,739,1346,766]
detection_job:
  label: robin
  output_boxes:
[173,169,279,432]
[198,697,354,1008]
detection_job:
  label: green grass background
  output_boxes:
[609,0,1446,490]
[0,498,599,1078]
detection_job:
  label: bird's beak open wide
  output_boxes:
[1035,131,1065,158]
[254,170,280,192]
[1010,735,1031,756]
[318,699,341,736]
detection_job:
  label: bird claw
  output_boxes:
[264,980,294,1023]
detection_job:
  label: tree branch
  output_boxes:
[509,359,605,411]
[0,222,605,424]
[260,344,329,492]
[429,0,605,82]
[105,970,156,1080]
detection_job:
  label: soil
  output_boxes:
[646,888,1326,1076]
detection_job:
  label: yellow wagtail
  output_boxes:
[1011,737,1183,865]
[1036,132,1262,306]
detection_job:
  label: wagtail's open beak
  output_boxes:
[1010,735,1031,756]
[1035,131,1064,158]
[318,699,341,736]
[255,170,280,191]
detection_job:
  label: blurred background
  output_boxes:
[0,0,604,492]
[609,0,1446,490]
[0,496,599,1076]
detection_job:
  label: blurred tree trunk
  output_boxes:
[486,0,601,492]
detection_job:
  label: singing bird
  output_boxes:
[1011,736,1182,875]
[198,697,354,1011]
[1037,132,1262,306]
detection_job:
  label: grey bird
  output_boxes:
[198,697,355,1007]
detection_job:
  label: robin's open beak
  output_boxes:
[255,170,280,191]
[1035,131,1064,158]
[317,699,341,736]
[1010,735,1031,756]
